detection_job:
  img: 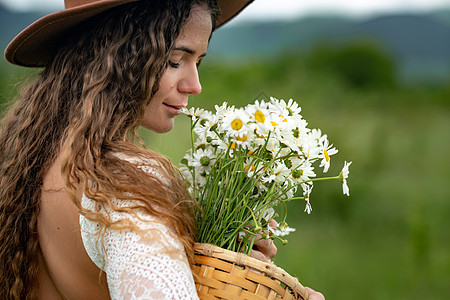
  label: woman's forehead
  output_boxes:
[174,5,212,52]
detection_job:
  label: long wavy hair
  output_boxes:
[0,0,219,299]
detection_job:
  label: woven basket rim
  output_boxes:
[194,242,308,299]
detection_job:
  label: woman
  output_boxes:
[0,0,324,299]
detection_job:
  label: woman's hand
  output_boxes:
[249,237,277,262]
[305,287,325,300]
[246,219,278,262]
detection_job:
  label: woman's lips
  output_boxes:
[163,103,185,115]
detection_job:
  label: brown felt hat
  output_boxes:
[5,0,253,67]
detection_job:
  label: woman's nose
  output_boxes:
[178,67,202,95]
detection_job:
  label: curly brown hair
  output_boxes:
[0,0,219,299]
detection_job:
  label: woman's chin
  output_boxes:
[142,122,174,134]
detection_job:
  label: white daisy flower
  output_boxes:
[221,108,250,138]
[269,222,296,237]
[281,125,310,154]
[318,137,338,173]
[198,130,218,148]
[260,173,276,184]
[179,165,193,182]
[269,98,302,131]
[310,128,324,145]
[245,100,273,135]
[340,161,352,196]
[195,171,208,187]
[302,183,313,214]
[291,159,316,183]
[233,130,255,149]
[192,148,216,173]
[302,131,321,160]
[264,109,287,132]
[261,207,275,221]
[180,107,194,116]
[246,100,269,122]
[193,110,217,136]
[274,98,302,116]
[214,102,235,118]
[267,98,285,114]
[270,161,291,184]
[181,150,193,165]
[265,136,280,153]
[271,112,294,133]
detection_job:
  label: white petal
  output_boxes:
[342,179,350,196]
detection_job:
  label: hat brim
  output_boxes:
[5,0,253,67]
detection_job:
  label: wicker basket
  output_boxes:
[193,243,308,300]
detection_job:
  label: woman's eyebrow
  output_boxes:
[173,46,206,58]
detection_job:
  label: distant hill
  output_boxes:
[430,8,450,26]
[208,11,450,83]
[1,4,449,83]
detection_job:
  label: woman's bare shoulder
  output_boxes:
[39,157,109,299]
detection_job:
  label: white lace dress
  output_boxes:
[79,156,199,300]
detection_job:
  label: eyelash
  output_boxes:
[168,60,202,69]
[168,60,180,68]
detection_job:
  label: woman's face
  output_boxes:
[141,5,212,133]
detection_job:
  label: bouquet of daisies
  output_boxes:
[181,97,351,255]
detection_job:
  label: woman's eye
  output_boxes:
[168,60,180,68]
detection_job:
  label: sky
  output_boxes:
[1,0,450,21]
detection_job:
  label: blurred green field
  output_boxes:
[1,43,449,299]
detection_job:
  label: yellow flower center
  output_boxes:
[231,118,243,130]
[244,164,256,172]
[324,149,330,162]
[236,135,247,142]
[229,142,236,149]
[254,110,265,123]
[270,121,278,126]
[279,115,288,122]
[256,134,268,139]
